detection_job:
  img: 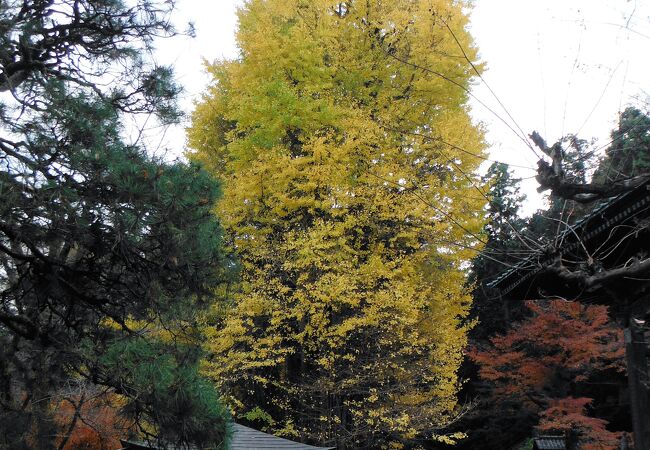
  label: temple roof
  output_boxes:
[120,422,335,450]
[488,180,650,302]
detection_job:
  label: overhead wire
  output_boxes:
[373,18,554,274]
[364,168,541,266]
[574,61,622,137]
[440,18,541,160]
[363,156,542,268]
[386,127,537,171]
[377,6,650,295]
[434,4,650,304]
[381,48,541,161]
[560,20,584,138]
[379,122,546,253]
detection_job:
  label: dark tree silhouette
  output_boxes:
[0,1,231,448]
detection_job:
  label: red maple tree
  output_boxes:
[471,300,626,448]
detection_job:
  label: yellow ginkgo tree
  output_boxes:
[189,1,486,448]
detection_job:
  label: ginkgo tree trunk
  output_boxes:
[189,1,486,448]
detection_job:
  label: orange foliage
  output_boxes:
[538,398,621,450]
[53,393,130,450]
[471,300,625,449]
[472,300,624,400]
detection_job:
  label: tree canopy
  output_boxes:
[190,0,486,448]
[469,162,527,340]
[0,1,230,447]
[471,300,625,450]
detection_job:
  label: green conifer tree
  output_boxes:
[469,163,527,339]
[593,107,650,184]
[0,1,230,447]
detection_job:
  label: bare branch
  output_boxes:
[546,257,650,293]
[531,130,650,202]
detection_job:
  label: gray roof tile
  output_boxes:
[231,423,334,449]
[534,436,567,450]
[120,423,335,450]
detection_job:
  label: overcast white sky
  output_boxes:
[156,0,650,214]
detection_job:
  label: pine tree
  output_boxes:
[469,163,527,339]
[0,1,230,447]
[593,107,650,184]
[190,1,486,448]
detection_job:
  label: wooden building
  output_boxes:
[489,180,650,449]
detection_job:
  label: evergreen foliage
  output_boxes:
[0,1,230,447]
[593,106,650,184]
[469,163,526,339]
[101,338,231,449]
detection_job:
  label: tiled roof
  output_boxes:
[231,423,334,450]
[120,423,335,450]
[488,179,650,296]
[533,436,567,450]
